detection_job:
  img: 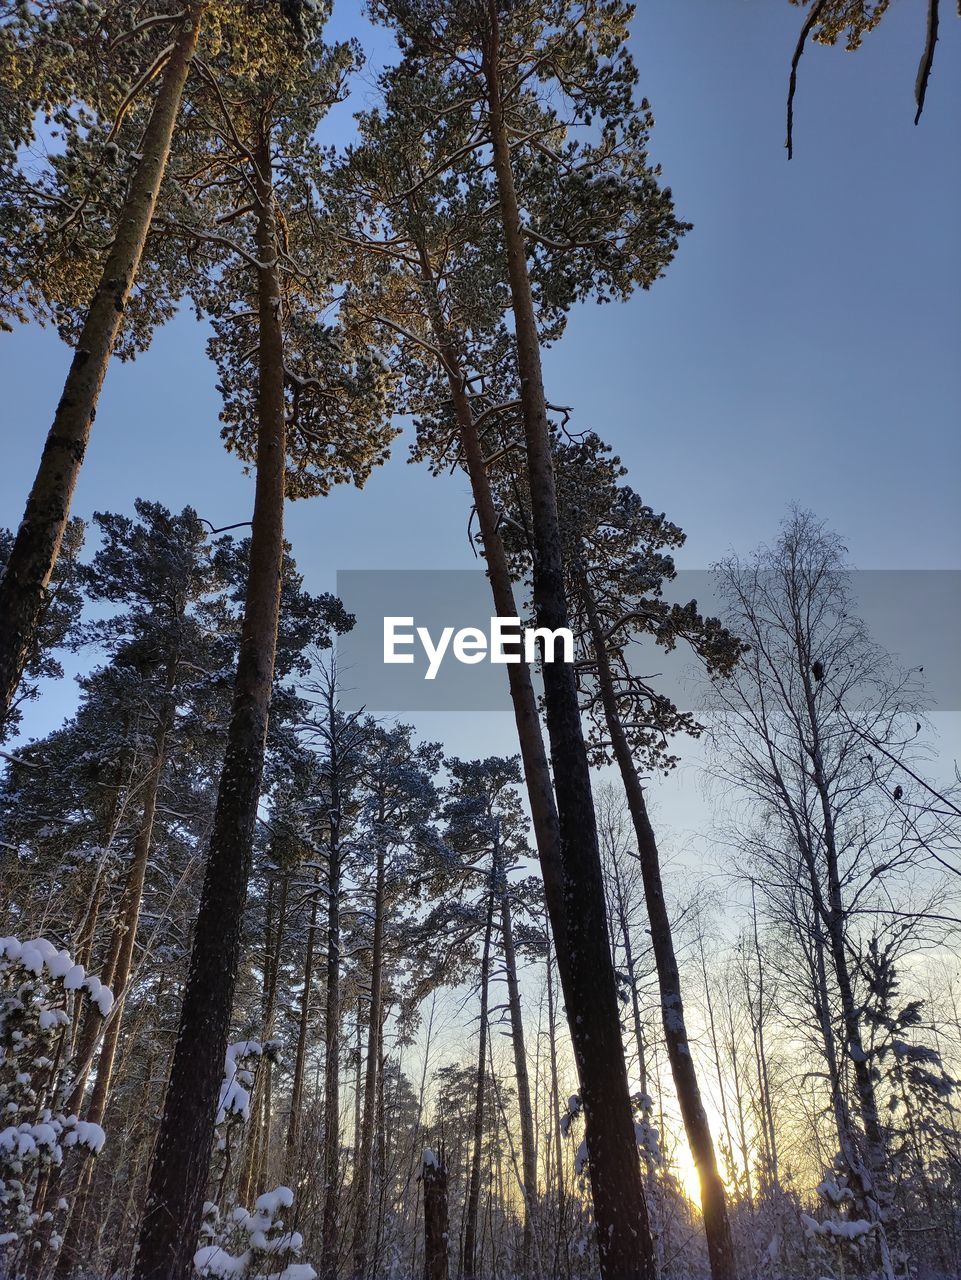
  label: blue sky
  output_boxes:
[2,0,959,838]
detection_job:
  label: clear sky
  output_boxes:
[2,1,959,847]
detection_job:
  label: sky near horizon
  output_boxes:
[1,0,959,853]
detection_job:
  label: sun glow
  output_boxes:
[674,1144,705,1208]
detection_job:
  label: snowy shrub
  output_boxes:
[799,1172,877,1278]
[217,1040,266,1131]
[210,1038,279,1201]
[194,1186,316,1280]
[633,1091,662,1170]
[0,935,111,1253]
[565,1090,662,1178]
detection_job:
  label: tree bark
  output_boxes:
[286,869,320,1180]
[480,12,654,1275]
[462,880,494,1280]
[132,126,287,1280]
[239,871,288,1205]
[351,824,387,1280]
[411,235,569,986]
[320,685,344,1280]
[499,885,537,1275]
[422,1154,450,1280]
[0,2,205,725]
[582,581,738,1280]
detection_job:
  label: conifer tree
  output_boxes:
[349,723,442,1280]
[132,9,392,1273]
[0,0,208,722]
[361,7,686,1271]
[0,519,84,744]
[48,502,243,1278]
[560,436,742,1278]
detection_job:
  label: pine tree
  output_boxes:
[349,722,442,1280]
[131,2,395,1269]
[0,519,84,744]
[343,8,686,1264]
[493,426,744,1278]
[0,1,208,722]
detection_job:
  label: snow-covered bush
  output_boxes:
[565,1090,662,1178]
[194,1186,315,1280]
[0,935,112,1254]
[800,1172,877,1278]
[217,1040,267,1131]
[210,1038,280,1201]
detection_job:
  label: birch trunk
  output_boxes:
[423,1154,450,1280]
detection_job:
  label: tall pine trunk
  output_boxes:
[132,128,286,1280]
[0,3,204,724]
[499,885,537,1275]
[351,825,387,1280]
[286,869,320,1180]
[462,881,495,1280]
[581,581,738,1280]
[481,11,654,1275]
[411,235,569,983]
[422,1153,450,1280]
[320,686,343,1280]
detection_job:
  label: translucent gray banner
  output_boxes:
[334,569,961,713]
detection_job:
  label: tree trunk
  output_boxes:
[798,660,897,1278]
[240,871,288,1204]
[423,1154,450,1280]
[500,886,537,1275]
[54,659,178,1280]
[286,870,320,1180]
[411,235,569,986]
[462,881,495,1280]
[545,938,567,1280]
[132,126,287,1280]
[65,733,134,1061]
[747,888,778,1193]
[351,824,387,1280]
[0,2,205,724]
[582,581,738,1280]
[372,1009,388,1276]
[610,852,649,1098]
[320,689,343,1280]
[481,13,654,1275]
